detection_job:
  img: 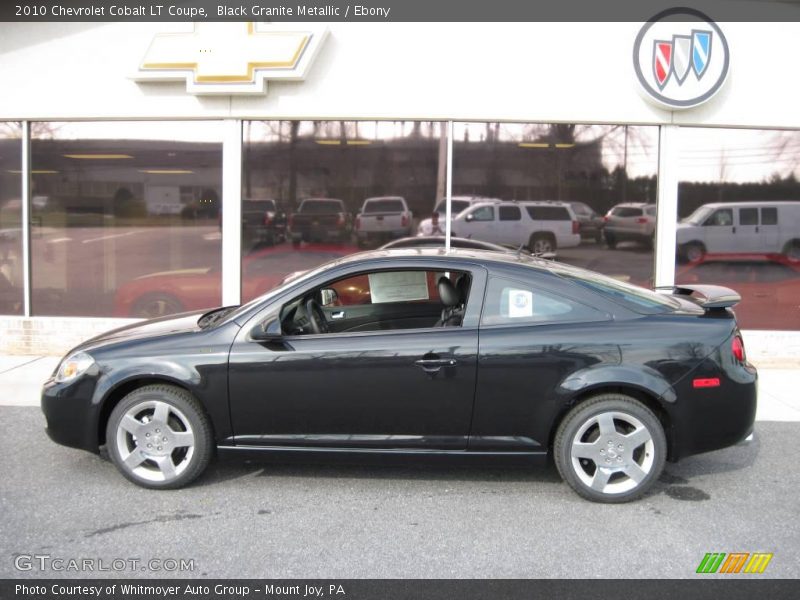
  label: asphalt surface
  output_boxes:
[1,406,797,579]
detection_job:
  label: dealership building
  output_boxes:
[0,15,798,361]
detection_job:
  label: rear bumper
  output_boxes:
[669,362,758,460]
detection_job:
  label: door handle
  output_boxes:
[414,358,457,373]
[330,311,345,319]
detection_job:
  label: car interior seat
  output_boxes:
[435,275,468,327]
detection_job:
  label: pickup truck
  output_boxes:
[354,196,413,246]
[241,199,287,246]
[289,198,351,245]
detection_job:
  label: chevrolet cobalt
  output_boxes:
[42,249,757,502]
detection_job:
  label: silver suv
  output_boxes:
[604,202,656,249]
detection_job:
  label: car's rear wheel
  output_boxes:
[106,385,213,489]
[783,240,800,261]
[554,394,666,503]
[130,293,185,319]
[529,233,556,254]
[683,242,706,263]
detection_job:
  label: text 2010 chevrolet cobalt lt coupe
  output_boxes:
[42,249,757,502]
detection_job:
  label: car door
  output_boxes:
[227,263,487,450]
[497,205,523,245]
[737,207,761,253]
[458,205,497,243]
[701,207,735,253]
[759,206,780,252]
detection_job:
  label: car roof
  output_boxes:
[611,202,653,208]
[694,201,800,209]
[363,196,404,202]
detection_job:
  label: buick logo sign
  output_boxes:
[633,8,729,109]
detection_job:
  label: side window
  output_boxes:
[470,206,495,222]
[704,209,733,226]
[739,208,758,226]
[761,207,778,225]
[526,206,571,221]
[498,205,521,221]
[481,276,605,326]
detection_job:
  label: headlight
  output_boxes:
[54,352,95,383]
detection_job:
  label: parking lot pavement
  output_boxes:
[0,406,798,579]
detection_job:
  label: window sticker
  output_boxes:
[508,288,533,318]
[368,271,429,303]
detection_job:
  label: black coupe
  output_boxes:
[42,249,757,502]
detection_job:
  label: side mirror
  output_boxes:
[465,213,475,222]
[320,288,339,307]
[250,318,282,342]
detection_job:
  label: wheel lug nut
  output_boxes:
[157,446,162,451]
[600,449,605,454]
[146,433,150,437]
[163,437,167,442]
[155,429,160,433]
[147,444,152,448]
[618,444,623,450]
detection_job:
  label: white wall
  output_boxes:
[0,22,798,128]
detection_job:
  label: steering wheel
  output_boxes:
[304,297,329,334]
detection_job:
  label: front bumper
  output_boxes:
[41,375,102,453]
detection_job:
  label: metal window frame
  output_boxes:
[654,124,679,290]
[21,121,31,316]
[221,119,243,307]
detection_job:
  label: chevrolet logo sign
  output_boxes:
[133,22,327,95]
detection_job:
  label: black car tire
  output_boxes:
[528,233,556,254]
[554,394,666,503]
[684,242,706,264]
[106,385,214,490]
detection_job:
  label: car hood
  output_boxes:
[71,310,208,354]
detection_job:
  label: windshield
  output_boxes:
[433,200,470,215]
[364,199,404,213]
[299,200,344,213]
[219,256,348,325]
[682,205,714,225]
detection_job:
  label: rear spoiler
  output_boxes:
[672,284,741,309]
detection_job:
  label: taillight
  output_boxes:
[572,220,579,234]
[603,216,609,223]
[337,212,345,227]
[355,216,361,230]
[732,335,746,363]
[636,217,648,224]
[264,212,273,226]
[401,214,409,227]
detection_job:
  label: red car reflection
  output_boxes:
[675,259,800,330]
[114,243,358,318]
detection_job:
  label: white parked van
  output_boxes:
[676,201,800,262]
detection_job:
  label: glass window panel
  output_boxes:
[675,127,800,330]
[241,121,445,303]
[452,123,659,286]
[0,123,23,315]
[498,205,521,221]
[30,121,223,317]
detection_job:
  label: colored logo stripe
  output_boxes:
[696,552,773,574]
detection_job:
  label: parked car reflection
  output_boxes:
[114,243,357,318]
[675,259,800,329]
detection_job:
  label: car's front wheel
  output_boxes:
[106,385,213,489]
[554,394,666,503]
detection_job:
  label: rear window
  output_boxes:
[244,200,276,211]
[526,206,571,221]
[299,200,344,213]
[363,199,405,213]
[554,266,678,313]
[610,207,643,218]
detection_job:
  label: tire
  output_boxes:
[528,233,556,254]
[605,233,617,249]
[553,394,666,503]
[130,293,185,319]
[783,240,800,262]
[106,385,214,490]
[684,242,705,264]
